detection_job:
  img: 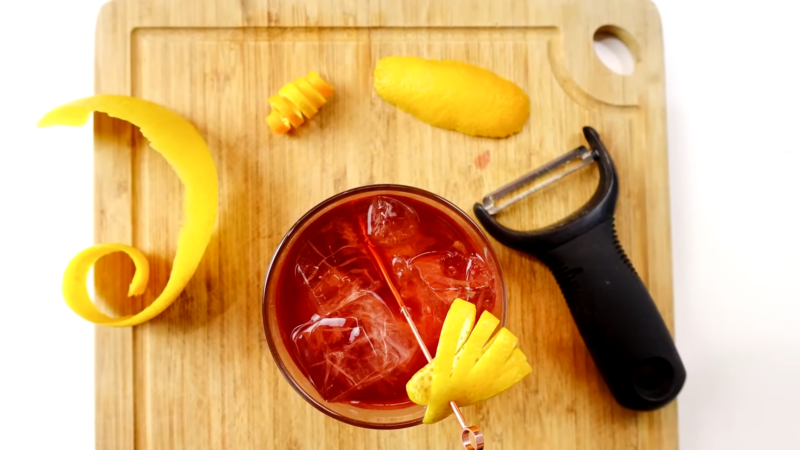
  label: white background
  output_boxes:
[1,1,798,449]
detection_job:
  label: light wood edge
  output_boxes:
[94,2,134,450]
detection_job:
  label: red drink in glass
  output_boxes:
[263,186,505,427]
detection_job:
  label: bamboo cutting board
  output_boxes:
[92,0,676,449]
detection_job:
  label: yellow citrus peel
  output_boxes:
[407,299,533,424]
[38,95,218,327]
[266,71,334,134]
[374,56,530,138]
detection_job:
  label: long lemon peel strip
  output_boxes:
[408,299,533,424]
[38,95,218,327]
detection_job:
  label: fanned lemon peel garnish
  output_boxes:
[406,299,533,424]
[38,95,219,327]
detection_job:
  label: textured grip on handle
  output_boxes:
[541,219,686,410]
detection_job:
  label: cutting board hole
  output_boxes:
[593,27,636,75]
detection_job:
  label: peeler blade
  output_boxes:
[480,146,596,216]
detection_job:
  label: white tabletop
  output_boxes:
[1,0,798,448]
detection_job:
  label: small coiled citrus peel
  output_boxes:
[266,71,334,134]
[406,299,532,424]
[38,95,218,327]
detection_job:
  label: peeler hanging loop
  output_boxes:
[474,127,686,411]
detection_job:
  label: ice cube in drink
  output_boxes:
[274,192,502,408]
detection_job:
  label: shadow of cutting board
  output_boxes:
[92,0,676,449]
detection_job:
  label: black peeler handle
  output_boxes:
[474,127,685,411]
[539,218,684,410]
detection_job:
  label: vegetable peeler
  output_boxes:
[474,127,686,411]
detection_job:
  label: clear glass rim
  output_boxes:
[261,184,508,429]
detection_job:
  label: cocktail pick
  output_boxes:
[359,220,484,450]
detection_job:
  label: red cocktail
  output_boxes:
[263,185,505,428]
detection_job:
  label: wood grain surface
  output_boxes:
[92,0,676,449]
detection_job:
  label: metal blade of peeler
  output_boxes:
[481,146,596,216]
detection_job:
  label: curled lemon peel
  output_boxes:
[407,299,533,424]
[266,71,334,134]
[38,95,219,327]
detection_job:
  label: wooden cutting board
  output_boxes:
[92,0,676,449]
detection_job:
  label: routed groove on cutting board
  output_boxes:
[93,1,675,449]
